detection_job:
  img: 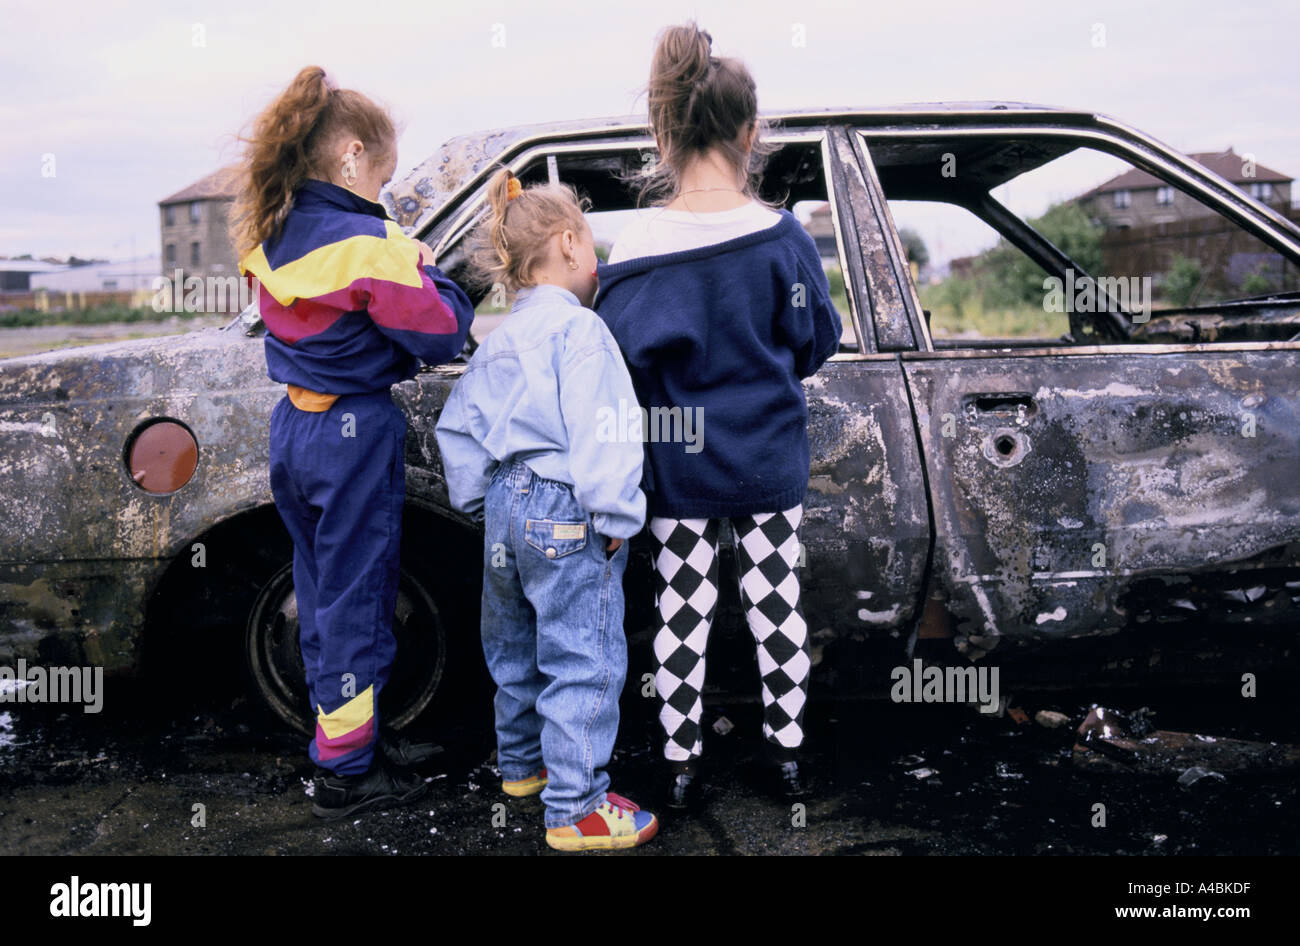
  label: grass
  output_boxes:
[918,282,1069,339]
[0,304,214,329]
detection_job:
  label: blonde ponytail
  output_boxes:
[468,167,590,293]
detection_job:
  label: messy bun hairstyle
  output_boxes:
[468,166,591,293]
[231,65,397,258]
[634,21,778,208]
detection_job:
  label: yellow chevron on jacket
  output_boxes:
[239,220,423,307]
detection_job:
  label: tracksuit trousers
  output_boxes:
[268,389,405,776]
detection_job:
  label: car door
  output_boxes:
[854,121,1300,646]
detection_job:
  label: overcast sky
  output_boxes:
[3,0,1297,264]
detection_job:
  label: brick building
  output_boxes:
[158,167,239,282]
[1078,148,1292,230]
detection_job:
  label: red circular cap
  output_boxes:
[128,421,198,493]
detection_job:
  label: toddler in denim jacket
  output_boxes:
[435,168,658,851]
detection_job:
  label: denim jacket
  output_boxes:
[434,284,646,539]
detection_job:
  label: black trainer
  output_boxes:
[311,756,430,820]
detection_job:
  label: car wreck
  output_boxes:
[2,103,1298,733]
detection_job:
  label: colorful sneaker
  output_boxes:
[502,767,548,797]
[545,792,659,851]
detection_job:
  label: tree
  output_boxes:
[981,201,1104,307]
[899,228,929,268]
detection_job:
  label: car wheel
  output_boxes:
[244,561,447,735]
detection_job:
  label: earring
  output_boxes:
[568,258,578,270]
[341,154,358,187]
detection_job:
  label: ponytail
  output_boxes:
[633,21,777,208]
[231,66,396,258]
[469,167,590,293]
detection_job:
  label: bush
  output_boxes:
[1162,255,1203,307]
[0,304,206,328]
[1240,265,1274,296]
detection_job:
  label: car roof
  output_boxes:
[381,102,1097,231]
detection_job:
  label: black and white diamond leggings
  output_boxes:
[648,505,811,762]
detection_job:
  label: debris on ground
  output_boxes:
[1176,766,1228,788]
[1073,723,1300,776]
[1035,710,1071,729]
[1077,705,1122,740]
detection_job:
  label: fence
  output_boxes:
[1099,207,1300,299]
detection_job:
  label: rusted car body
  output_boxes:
[2,104,1297,730]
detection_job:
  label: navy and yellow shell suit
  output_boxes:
[239,178,474,775]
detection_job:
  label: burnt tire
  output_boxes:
[244,561,448,736]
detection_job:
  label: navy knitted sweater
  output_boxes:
[594,209,841,519]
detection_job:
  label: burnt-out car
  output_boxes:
[2,104,1298,733]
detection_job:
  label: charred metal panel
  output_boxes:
[0,327,279,565]
[904,347,1300,652]
[0,326,282,667]
[0,560,158,670]
[840,127,922,352]
[393,365,466,521]
[799,359,930,647]
[1132,301,1300,344]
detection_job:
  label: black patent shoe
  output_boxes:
[774,759,809,799]
[312,756,430,820]
[667,765,705,810]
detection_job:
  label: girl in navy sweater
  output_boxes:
[595,22,841,807]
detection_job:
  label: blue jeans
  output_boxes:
[480,459,630,829]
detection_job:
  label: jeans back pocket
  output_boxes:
[524,518,589,559]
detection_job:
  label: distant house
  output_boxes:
[803,203,839,261]
[1078,149,1292,230]
[158,167,239,282]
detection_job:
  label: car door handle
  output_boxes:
[971,393,1037,415]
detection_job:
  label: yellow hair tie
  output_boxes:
[506,176,522,201]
